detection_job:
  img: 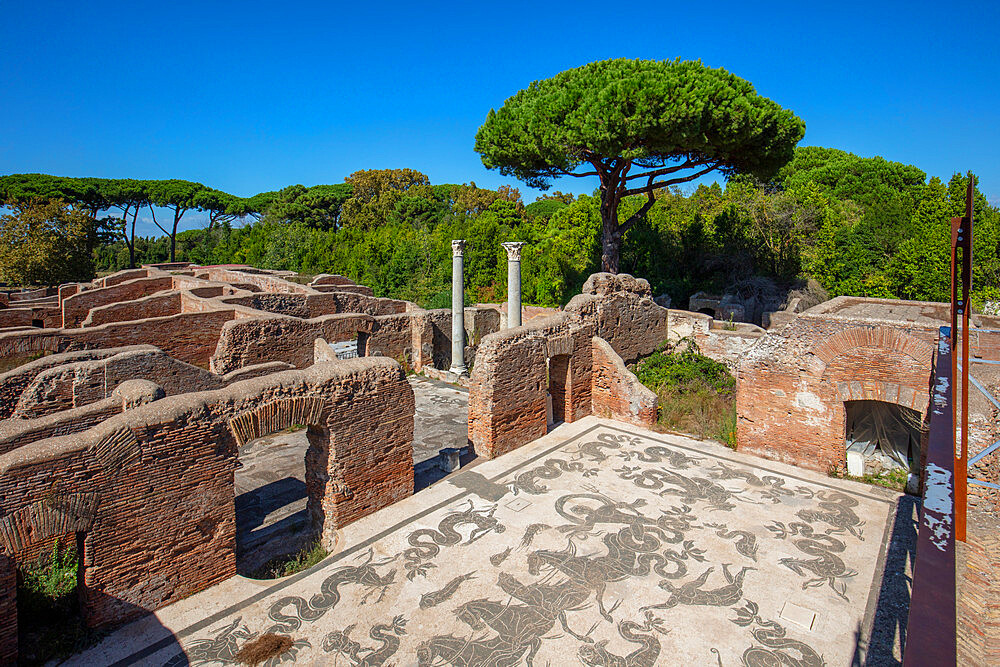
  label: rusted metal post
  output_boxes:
[949,177,974,543]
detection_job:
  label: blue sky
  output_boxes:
[1,1,997,235]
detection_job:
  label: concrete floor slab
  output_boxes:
[71,417,900,666]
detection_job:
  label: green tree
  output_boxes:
[341,169,430,229]
[262,183,353,230]
[475,58,805,272]
[0,200,97,285]
[146,180,206,262]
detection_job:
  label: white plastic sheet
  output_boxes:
[846,400,922,473]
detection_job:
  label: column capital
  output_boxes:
[451,239,466,257]
[502,241,526,261]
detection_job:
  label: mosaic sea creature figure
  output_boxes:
[706,461,805,504]
[578,613,670,667]
[403,500,506,578]
[511,457,588,494]
[767,521,857,601]
[179,617,255,665]
[619,444,703,469]
[265,548,397,633]
[616,466,743,512]
[419,572,476,609]
[730,601,825,667]
[571,432,642,462]
[416,634,523,667]
[641,563,754,613]
[703,523,759,561]
[322,615,407,666]
[553,491,655,539]
[519,522,550,550]
[527,524,700,622]
[496,571,597,642]
[796,490,865,540]
[490,546,512,567]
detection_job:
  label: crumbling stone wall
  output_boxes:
[565,272,669,363]
[211,313,374,373]
[62,276,174,328]
[222,293,310,318]
[0,310,238,368]
[82,291,182,327]
[468,314,595,459]
[591,337,657,427]
[11,347,228,418]
[0,380,165,455]
[96,268,150,288]
[737,298,941,473]
[0,553,12,664]
[0,359,413,662]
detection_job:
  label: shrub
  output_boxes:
[631,339,737,448]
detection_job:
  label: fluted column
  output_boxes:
[502,242,526,328]
[450,240,467,375]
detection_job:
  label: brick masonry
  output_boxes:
[590,336,657,427]
[0,358,413,663]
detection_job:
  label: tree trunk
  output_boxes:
[599,189,621,273]
[170,209,181,262]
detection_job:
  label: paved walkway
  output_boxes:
[72,417,900,666]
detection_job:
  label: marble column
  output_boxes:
[450,240,467,375]
[502,242,526,328]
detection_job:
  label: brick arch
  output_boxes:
[828,378,929,414]
[0,492,99,555]
[812,326,931,368]
[226,396,325,446]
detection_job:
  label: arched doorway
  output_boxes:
[844,400,922,489]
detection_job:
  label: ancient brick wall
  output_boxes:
[0,554,13,665]
[12,348,227,418]
[0,359,413,660]
[0,308,33,329]
[666,309,764,367]
[369,313,418,365]
[590,337,658,427]
[211,313,374,373]
[61,276,174,328]
[468,314,594,459]
[310,274,357,287]
[82,291,182,327]
[565,273,669,364]
[0,347,153,419]
[63,310,237,367]
[221,293,310,318]
[305,292,409,318]
[97,268,151,288]
[958,530,1000,666]
[736,302,941,473]
[194,268,310,294]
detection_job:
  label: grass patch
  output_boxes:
[16,538,106,665]
[631,339,737,448]
[247,540,328,580]
[829,465,909,491]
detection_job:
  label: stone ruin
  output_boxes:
[0,262,997,663]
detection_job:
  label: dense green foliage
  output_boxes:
[0,200,102,285]
[475,58,806,272]
[631,339,738,447]
[2,148,997,310]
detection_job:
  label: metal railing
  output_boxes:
[902,327,956,666]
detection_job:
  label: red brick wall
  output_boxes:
[737,312,939,473]
[0,358,414,656]
[0,399,121,455]
[211,313,374,373]
[61,276,173,329]
[565,273,669,364]
[0,309,33,329]
[83,292,181,326]
[468,314,594,459]
[958,532,1000,665]
[591,337,657,427]
[97,268,151,288]
[12,348,226,419]
[0,554,14,665]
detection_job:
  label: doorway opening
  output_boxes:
[548,354,571,426]
[844,400,922,491]
[235,425,324,578]
[16,532,88,664]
